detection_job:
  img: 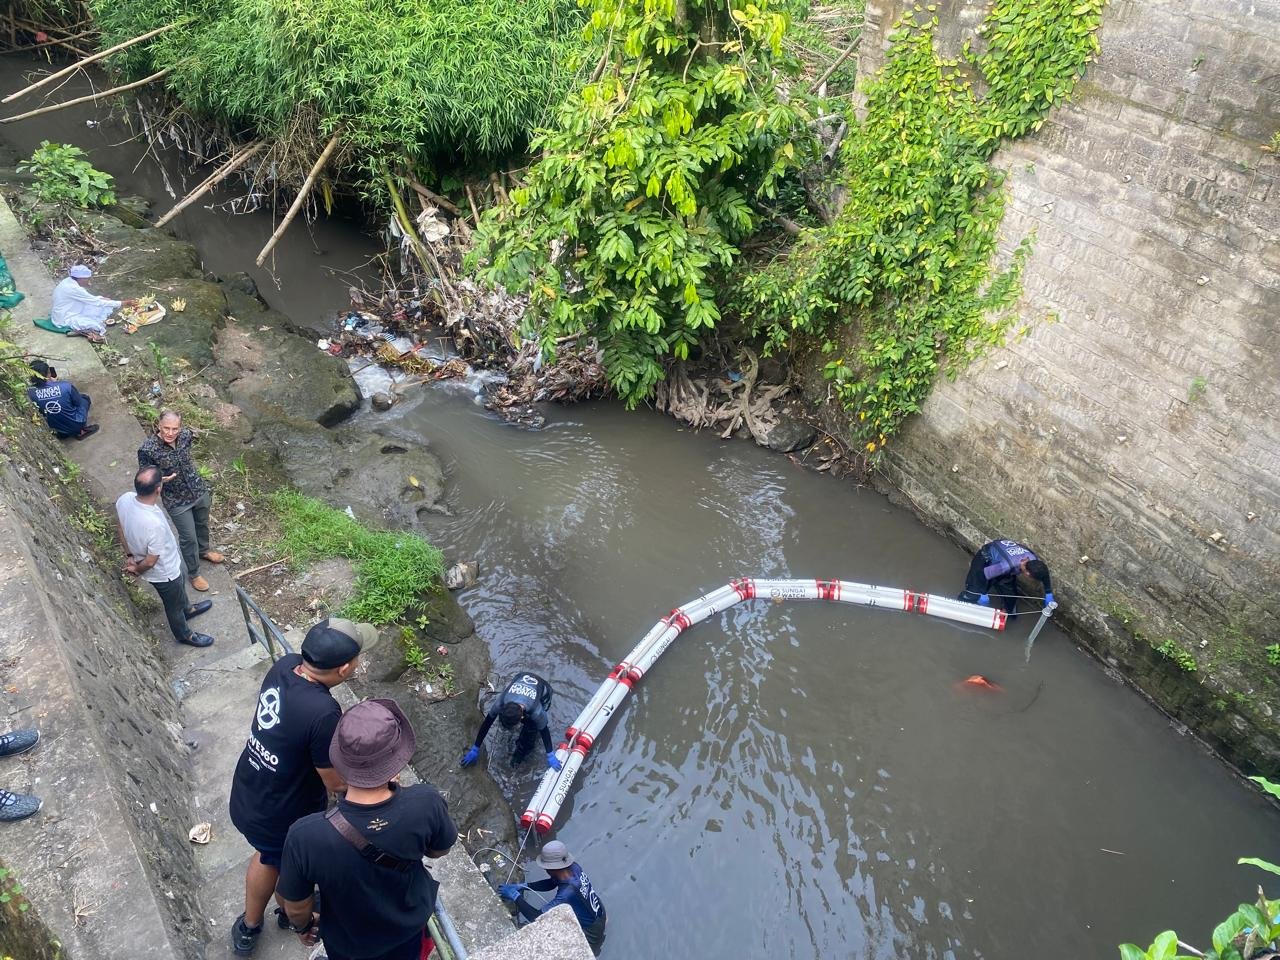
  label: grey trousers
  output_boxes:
[169,492,211,578]
[151,576,192,642]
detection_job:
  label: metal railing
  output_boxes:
[235,585,294,661]
[430,897,469,960]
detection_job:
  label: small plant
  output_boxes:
[1155,638,1197,672]
[148,342,173,382]
[1266,644,1280,667]
[1188,376,1207,403]
[0,865,31,914]
[1267,131,1279,153]
[400,628,429,673]
[18,141,117,208]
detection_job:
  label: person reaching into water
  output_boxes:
[460,671,559,770]
[958,539,1053,614]
[499,840,607,956]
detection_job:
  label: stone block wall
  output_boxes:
[841,1,1280,768]
[0,407,203,958]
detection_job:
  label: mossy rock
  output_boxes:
[103,278,228,375]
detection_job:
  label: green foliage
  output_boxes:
[1266,644,1280,667]
[1155,638,1197,672]
[17,142,117,209]
[472,0,812,405]
[272,489,444,625]
[739,0,1103,451]
[1188,375,1208,403]
[148,341,173,382]
[89,0,584,171]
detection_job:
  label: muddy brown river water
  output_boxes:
[3,53,1276,960]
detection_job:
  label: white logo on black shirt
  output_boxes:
[43,400,62,414]
[257,687,282,729]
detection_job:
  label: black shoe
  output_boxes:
[184,600,213,619]
[0,789,41,823]
[231,914,262,956]
[73,424,100,441]
[0,728,38,759]
[179,632,215,648]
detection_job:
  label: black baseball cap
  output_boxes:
[301,617,373,669]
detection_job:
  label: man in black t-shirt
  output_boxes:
[277,698,458,960]
[228,618,373,956]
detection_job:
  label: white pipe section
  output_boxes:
[520,577,1006,833]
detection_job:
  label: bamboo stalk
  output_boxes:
[2,20,184,104]
[406,177,462,217]
[489,172,509,205]
[255,134,340,267]
[154,141,263,227]
[0,69,170,123]
[385,172,457,303]
[7,24,99,55]
[811,37,861,93]
[464,182,481,224]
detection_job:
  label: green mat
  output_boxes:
[0,254,24,309]
[33,316,71,335]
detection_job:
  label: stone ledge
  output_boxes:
[468,905,595,960]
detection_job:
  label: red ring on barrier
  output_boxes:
[816,579,840,601]
[662,610,691,633]
[915,593,930,614]
[903,590,915,611]
[731,578,756,600]
[535,814,553,834]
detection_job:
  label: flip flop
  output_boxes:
[74,424,100,440]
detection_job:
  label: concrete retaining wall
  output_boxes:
[830,0,1280,770]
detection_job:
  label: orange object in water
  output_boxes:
[958,674,1002,692]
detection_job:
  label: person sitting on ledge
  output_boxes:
[26,359,98,440]
[50,264,134,343]
[958,539,1053,614]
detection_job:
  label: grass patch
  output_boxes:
[272,489,444,625]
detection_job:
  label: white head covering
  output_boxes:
[68,265,93,279]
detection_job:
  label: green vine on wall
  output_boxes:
[471,0,812,405]
[739,0,1104,453]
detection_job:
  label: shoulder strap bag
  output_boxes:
[324,806,415,874]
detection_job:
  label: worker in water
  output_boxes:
[958,539,1054,614]
[499,840,607,956]
[460,671,560,770]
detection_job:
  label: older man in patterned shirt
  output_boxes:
[137,410,223,591]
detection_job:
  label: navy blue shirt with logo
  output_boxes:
[472,672,554,752]
[229,654,342,846]
[27,380,89,436]
[516,863,606,932]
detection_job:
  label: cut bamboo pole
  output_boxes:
[255,134,340,267]
[385,172,457,303]
[0,69,170,123]
[2,20,184,104]
[464,182,481,224]
[810,37,861,93]
[406,177,462,217]
[155,141,263,227]
[8,24,99,56]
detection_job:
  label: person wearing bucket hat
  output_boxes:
[499,840,607,956]
[276,699,457,960]
[228,617,371,956]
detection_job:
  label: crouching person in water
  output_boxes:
[460,672,560,770]
[959,539,1054,613]
[500,841,607,956]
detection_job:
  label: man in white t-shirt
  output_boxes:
[115,466,216,648]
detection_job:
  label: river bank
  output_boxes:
[0,149,519,852]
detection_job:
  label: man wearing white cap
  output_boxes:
[499,840,607,955]
[50,265,134,343]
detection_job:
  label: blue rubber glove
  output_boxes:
[547,751,563,771]
[498,883,521,901]
[977,594,990,606]
[1044,592,1055,607]
[461,745,480,768]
